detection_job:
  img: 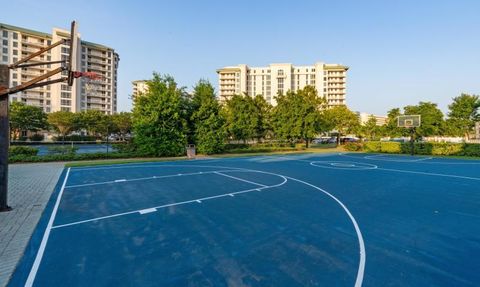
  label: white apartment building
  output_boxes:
[357,112,387,126]
[217,62,348,107]
[0,22,119,114]
[131,80,149,101]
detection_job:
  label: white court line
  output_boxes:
[65,169,238,188]
[25,168,71,287]
[284,176,366,287]
[214,171,267,187]
[363,154,433,162]
[51,176,287,230]
[50,164,365,286]
[377,167,480,181]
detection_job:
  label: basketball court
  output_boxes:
[8,153,480,286]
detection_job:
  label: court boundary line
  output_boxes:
[37,163,366,287]
[363,154,433,162]
[376,167,480,181]
[25,168,71,287]
[51,171,287,229]
[65,169,239,188]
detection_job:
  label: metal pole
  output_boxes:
[0,96,10,211]
[0,65,11,211]
[410,128,415,156]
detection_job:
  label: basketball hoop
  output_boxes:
[73,71,103,97]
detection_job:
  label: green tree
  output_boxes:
[322,105,359,144]
[77,110,106,137]
[272,86,326,147]
[191,80,226,154]
[447,94,480,139]
[404,101,444,137]
[9,102,48,139]
[224,95,259,143]
[252,95,272,141]
[132,73,187,156]
[384,108,404,137]
[361,116,380,140]
[111,112,132,141]
[47,111,78,141]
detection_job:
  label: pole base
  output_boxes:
[0,205,12,212]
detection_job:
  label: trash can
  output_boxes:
[186,144,196,159]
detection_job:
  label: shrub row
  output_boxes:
[9,146,39,156]
[357,141,480,157]
[8,152,139,163]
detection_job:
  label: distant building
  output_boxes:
[357,112,387,126]
[131,80,148,101]
[0,22,119,114]
[217,62,348,107]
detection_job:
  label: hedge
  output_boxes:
[8,152,139,163]
[358,141,480,157]
[343,142,363,151]
[9,146,39,156]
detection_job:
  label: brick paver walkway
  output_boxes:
[0,163,64,287]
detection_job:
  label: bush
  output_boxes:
[29,134,44,142]
[343,142,363,151]
[379,142,402,153]
[462,144,480,157]
[47,146,78,155]
[112,142,136,153]
[9,146,39,156]
[8,151,140,163]
[364,141,381,152]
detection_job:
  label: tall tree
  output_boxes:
[224,95,259,143]
[272,86,325,147]
[191,80,226,154]
[9,102,48,139]
[111,112,132,141]
[404,101,444,137]
[322,105,359,144]
[77,110,106,137]
[447,94,480,139]
[384,108,405,137]
[361,116,380,140]
[132,73,187,156]
[47,111,78,141]
[252,95,272,141]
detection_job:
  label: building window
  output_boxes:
[2,56,7,62]
[61,99,71,106]
[61,107,70,112]
[2,31,7,38]
[2,48,7,53]
[12,32,18,40]
[12,42,17,47]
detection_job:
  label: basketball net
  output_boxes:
[73,71,103,97]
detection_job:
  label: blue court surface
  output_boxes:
[9,153,480,286]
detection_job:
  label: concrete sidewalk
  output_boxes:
[0,163,64,287]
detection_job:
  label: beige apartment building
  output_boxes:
[0,22,119,114]
[217,62,348,107]
[357,112,387,126]
[131,80,149,101]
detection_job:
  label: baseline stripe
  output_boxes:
[25,168,71,287]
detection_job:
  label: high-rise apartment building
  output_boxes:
[0,22,119,114]
[357,112,387,126]
[217,62,348,107]
[131,80,149,101]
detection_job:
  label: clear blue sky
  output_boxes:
[3,0,480,115]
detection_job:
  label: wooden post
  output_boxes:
[0,65,11,211]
